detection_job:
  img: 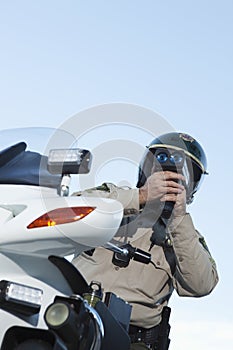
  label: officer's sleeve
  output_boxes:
[72,182,140,211]
[167,214,219,296]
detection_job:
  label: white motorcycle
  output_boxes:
[0,127,148,350]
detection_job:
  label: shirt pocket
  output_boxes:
[127,244,172,300]
[76,247,112,266]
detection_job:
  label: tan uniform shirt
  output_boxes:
[72,183,218,328]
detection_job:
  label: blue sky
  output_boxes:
[0,1,232,348]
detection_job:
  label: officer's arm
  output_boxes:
[168,214,219,296]
[73,182,140,211]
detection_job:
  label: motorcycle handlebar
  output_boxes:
[104,242,151,267]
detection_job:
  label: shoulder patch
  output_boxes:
[123,208,138,216]
[72,183,110,196]
[88,183,110,192]
[199,237,217,267]
[199,237,210,253]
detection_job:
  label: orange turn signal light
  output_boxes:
[27,206,96,229]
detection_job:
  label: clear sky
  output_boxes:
[0,1,232,349]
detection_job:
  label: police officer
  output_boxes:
[73,132,218,350]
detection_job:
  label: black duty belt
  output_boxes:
[129,324,159,345]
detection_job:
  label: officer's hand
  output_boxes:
[139,171,186,216]
[160,183,187,217]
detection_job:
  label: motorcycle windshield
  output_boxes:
[0,127,77,188]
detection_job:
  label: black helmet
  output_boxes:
[137,132,208,204]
